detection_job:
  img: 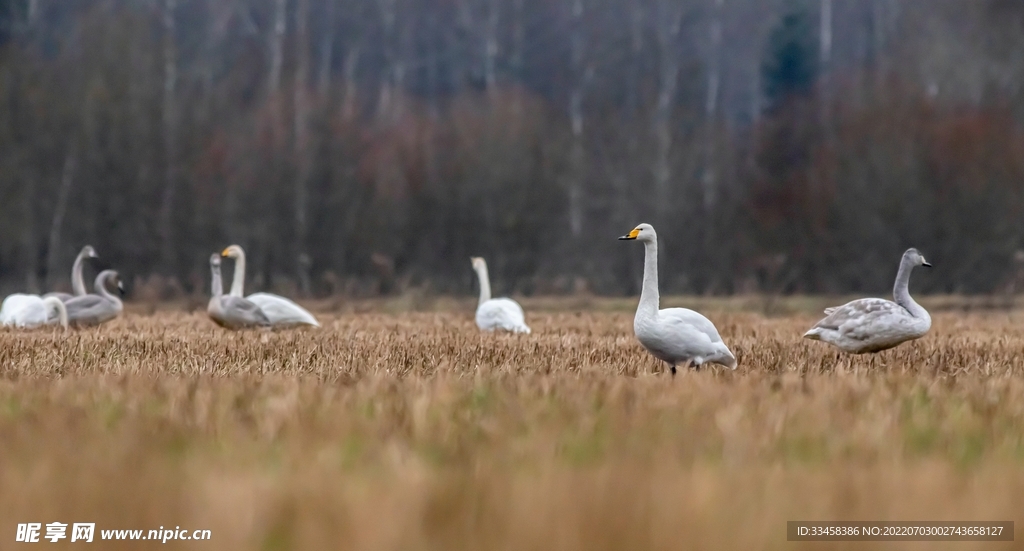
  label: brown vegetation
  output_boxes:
[1,303,1023,549]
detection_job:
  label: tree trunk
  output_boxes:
[46,144,78,291]
[703,0,723,211]
[652,0,683,217]
[158,0,178,273]
[566,0,590,237]
[317,0,336,97]
[294,0,312,296]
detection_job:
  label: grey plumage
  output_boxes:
[64,269,123,327]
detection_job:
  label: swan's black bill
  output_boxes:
[922,261,933,267]
[618,235,636,240]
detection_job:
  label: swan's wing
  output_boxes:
[476,298,530,333]
[810,298,908,340]
[246,293,319,326]
[42,292,74,303]
[659,308,724,343]
[64,295,118,325]
[219,296,271,327]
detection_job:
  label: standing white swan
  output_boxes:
[0,294,68,329]
[619,223,736,374]
[207,253,270,329]
[221,245,320,327]
[471,257,530,334]
[43,245,99,302]
[804,248,932,353]
[64,270,124,327]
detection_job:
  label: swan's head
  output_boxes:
[81,245,98,259]
[904,248,932,268]
[618,223,656,243]
[470,257,487,271]
[221,245,244,259]
[209,253,222,268]
[98,270,126,296]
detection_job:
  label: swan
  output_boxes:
[0,294,68,329]
[471,256,531,334]
[207,253,271,329]
[64,270,124,327]
[804,248,932,353]
[619,223,736,374]
[43,245,99,302]
[221,245,320,327]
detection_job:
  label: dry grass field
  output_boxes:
[2,297,1024,550]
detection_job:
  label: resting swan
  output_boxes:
[43,245,99,302]
[0,294,68,329]
[619,223,736,374]
[64,270,124,327]
[221,245,320,327]
[207,253,270,329]
[804,248,932,353]
[471,257,530,333]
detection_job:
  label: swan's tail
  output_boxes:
[803,328,822,340]
[515,324,532,334]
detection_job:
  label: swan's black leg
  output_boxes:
[691,360,700,372]
[670,364,677,376]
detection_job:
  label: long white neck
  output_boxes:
[95,272,123,311]
[211,264,223,298]
[893,255,926,319]
[475,264,491,305]
[638,239,660,316]
[43,296,68,329]
[71,250,88,296]
[230,250,246,297]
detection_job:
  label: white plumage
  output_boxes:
[0,294,68,329]
[619,223,736,374]
[471,257,530,334]
[804,248,932,353]
[246,293,320,327]
[221,245,320,328]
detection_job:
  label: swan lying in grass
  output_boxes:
[0,294,68,329]
[619,223,736,374]
[471,257,530,334]
[221,245,320,327]
[64,270,124,327]
[804,248,932,353]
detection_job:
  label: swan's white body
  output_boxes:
[471,257,530,334]
[0,294,68,329]
[222,245,320,327]
[619,224,736,373]
[804,248,932,353]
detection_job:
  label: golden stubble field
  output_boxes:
[1,300,1024,550]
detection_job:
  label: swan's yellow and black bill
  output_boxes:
[221,247,231,256]
[618,228,640,240]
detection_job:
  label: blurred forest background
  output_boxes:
[1,0,1024,298]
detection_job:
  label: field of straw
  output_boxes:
[2,297,1024,550]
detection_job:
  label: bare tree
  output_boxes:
[651,0,684,217]
[158,0,178,273]
[45,142,78,291]
[566,0,593,237]
[294,0,312,295]
[703,0,724,211]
